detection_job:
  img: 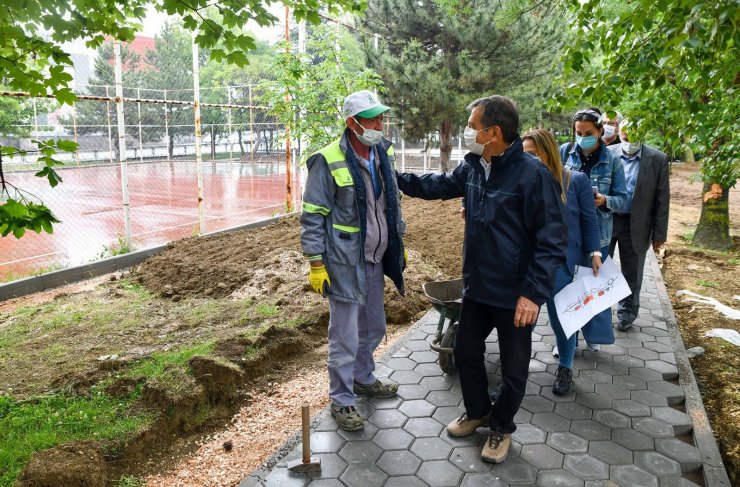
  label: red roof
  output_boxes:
[105,35,156,71]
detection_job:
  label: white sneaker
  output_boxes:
[586,342,601,352]
[552,345,559,358]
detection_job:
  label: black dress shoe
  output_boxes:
[552,366,573,395]
[618,320,633,331]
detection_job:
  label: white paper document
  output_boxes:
[553,257,632,339]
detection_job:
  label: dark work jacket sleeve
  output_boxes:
[521,167,569,305]
[574,173,601,253]
[652,152,670,242]
[396,163,468,200]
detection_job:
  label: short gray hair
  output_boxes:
[467,95,519,144]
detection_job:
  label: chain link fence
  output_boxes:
[0,27,451,283]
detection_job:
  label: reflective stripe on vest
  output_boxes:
[317,141,354,187]
[332,223,360,233]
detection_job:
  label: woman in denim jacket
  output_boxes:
[559,108,627,351]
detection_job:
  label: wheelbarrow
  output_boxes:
[422,278,463,375]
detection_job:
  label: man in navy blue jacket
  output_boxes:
[397,95,568,464]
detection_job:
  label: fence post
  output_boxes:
[72,102,80,166]
[192,31,206,235]
[105,85,114,165]
[163,88,170,161]
[284,6,293,212]
[114,42,132,249]
[137,87,143,163]
[227,86,233,162]
[248,84,254,163]
[401,133,406,172]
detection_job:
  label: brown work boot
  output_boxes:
[447,412,489,437]
[481,430,511,463]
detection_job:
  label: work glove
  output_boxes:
[309,264,331,295]
[403,249,408,271]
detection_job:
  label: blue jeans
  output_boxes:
[547,264,577,369]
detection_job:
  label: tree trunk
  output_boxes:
[439,118,452,172]
[168,133,174,159]
[693,182,734,250]
[210,125,216,159]
[238,129,245,159]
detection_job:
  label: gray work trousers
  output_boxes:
[327,261,386,406]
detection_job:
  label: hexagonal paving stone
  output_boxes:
[339,464,388,486]
[612,354,645,369]
[575,393,612,410]
[376,450,422,476]
[368,409,407,429]
[645,360,679,380]
[398,384,431,400]
[631,389,670,407]
[529,359,549,373]
[658,477,702,487]
[309,431,346,453]
[399,399,437,418]
[609,465,658,487]
[372,429,414,450]
[630,367,665,382]
[529,371,557,386]
[554,402,592,421]
[524,380,543,396]
[392,347,413,358]
[492,457,537,484]
[460,473,509,487]
[570,420,611,441]
[612,399,651,418]
[405,339,432,351]
[426,390,462,407]
[564,453,610,481]
[420,375,456,391]
[578,369,614,384]
[629,347,660,361]
[386,357,417,371]
[633,417,676,438]
[442,431,482,448]
[612,374,647,391]
[416,362,445,377]
[433,406,464,426]
[390,370,423,385]
[409,350,439,363]
[521,444,565,469]
[596,362,630,376]
[611,428,655,451]
[593,409,631,429]
[367,395,403,409]
[646,381,685,406]
[531,412,571,432]
[262,468,310,487]
[651,407,693,435]
[336,421,379,441]
[588,440,633,465]
[403,417,445,437]
[305,479,343,487]
[417,460,464,487]
[655,438,702,473]
[514,408,533,423]
[634,450,682,477]
[338,440,382,464]
[450,446,490,473]
[521,395,555,413]
[537,469,585,486]
[594,383,631,401]
[644,341,673,353]
[410,436,454,461]
[511,423,548,445]
[546,431,589,455]
[385,477,430,487]
[303,453,349,479]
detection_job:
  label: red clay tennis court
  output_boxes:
[1,159,301,281]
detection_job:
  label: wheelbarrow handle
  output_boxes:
[430,343,454,354]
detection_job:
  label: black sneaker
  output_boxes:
[552,366,573,396]
[618,320,633,331]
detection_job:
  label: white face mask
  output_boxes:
[463,126,492,155]
[352,118,383,146]
[622,141,641,155]
[603,125,616,139]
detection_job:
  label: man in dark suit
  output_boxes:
[608,119,670,331]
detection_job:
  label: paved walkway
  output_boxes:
[241,253,730,487]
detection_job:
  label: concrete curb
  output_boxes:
[0,213,296,302]
[649,251,731,486]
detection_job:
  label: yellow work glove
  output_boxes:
[403,249,408,270]
[309,264,331,295]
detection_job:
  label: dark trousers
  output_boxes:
[454,297,533,434]
[609,213,647,324]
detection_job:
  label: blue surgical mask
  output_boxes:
[576,135,599,150]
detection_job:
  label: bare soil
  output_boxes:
[661,162,740,484]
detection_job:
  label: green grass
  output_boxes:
[115,476,146,487]
[123,342,215,381]
[256,302,279,317]
[682,228,696,241]
[1,263,68,284]
[697,279,720,288]
[0,387,150,487]
[728,258,740,265]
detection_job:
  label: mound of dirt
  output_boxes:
[133,198,465,325]
[17,441,108,487]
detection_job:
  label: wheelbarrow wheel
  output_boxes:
[439,323,458,375]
